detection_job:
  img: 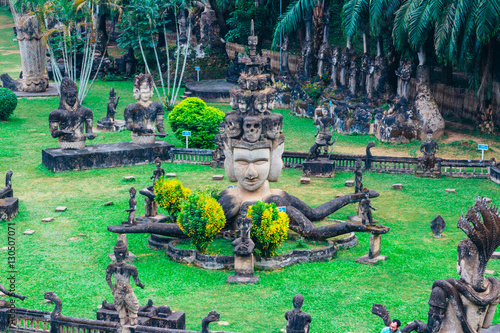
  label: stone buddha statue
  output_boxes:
[49,77,97,150]
[124,74,167,144]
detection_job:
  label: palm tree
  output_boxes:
[434,0,500,130]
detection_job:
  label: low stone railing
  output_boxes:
[168,148,496,181]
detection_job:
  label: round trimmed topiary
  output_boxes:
[168,97,224,149]
[154,178,191,219]
[0,88,17,120]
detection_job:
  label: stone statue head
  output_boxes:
[133,73,154,103]
[292,294,304,310]
[59,77,79,110]
[238,94,250,113]
[109,87,116,103]
[267,92,275,111]
[356,159,362,169]
[155,157,162,167]
[129,187,136,198]
[5,169,13,188]
[257,76,267,90]
[229,93,239,111]
[225,113,242,138]
[114,239,128,263]
[243,116,262,143]
[456,198,500,291]
[254,94,267,113]
[263,113,283,140]
[248,78,258,91]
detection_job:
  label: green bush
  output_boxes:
[177,190,226,253]
[154,178,191,219]
[168,97,224,149]
[247,201,289,257]
[0,88,17,120]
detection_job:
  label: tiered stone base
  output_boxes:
[58,140,86,150]
[42,141,173,172]
[132,133,156,144]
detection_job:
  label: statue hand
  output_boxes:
[138,283,145,289]
[86,133,97,140]
[156,132,167,138]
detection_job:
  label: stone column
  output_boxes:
[226,253,259,284]
[16,14,49,92]
[356,234,387,264]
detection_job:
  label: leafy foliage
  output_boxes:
[247,201,289,257]
[0,88,17,120]
[168,97,224,149]
[177,191,226,253]
[154,177,191,218]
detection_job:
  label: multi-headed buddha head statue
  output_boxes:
[133,73,154,104]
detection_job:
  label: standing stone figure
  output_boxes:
[359,53,369,95]
[285,294,312,333]
[151,157,165,186]
[396,198,500,333]
[106,240,145,327]
[374,55,387,97]
[354,159,363,194]
[418,129,439,173]
[300,39,313,81]
[359,190,376,225]
[97,88,120,130]
[306,107,336,160]
[232,217,255,255]
[139,159,164,218]
[396,60,412,101]
[366,55,375,99]
[124,74,167,145]
[329,46,340,89]
[279,35,290,79]
[348,56,358,96]
[49,77,97,150]
[339,48,350,88]
[126,187,137,225]
[122,48,137,79]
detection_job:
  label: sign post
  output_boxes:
[182,131,191,149]
[195,66,200,81]
[478,144,488,161]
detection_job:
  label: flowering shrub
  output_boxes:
[303,82,323,101]
[177,191,226,253]
[154,178,191,218]
[247,201,289,257]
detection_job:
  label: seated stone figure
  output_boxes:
[418,128,439,173]
[374,197,500,333]
[124,74,166,144]
[285,294,312,333]
[49,77,97,149]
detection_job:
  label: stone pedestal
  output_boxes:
[96,307,185,330]
[42,141,173,172]
[0,197,18,221]
[356,234,387,264]
[226,254,259,284]
[303,160,335,178]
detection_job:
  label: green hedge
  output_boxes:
[168,97,224,149]
[0,88,17,120]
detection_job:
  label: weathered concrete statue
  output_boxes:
[329,46,340,89]
[124,74,166,144]
[375,198,500,333]
[139,157,164,218]
[279,35,291,79]
[419,129,439,173]
[348,55,358,96]
[97,88,120,130]
[339,48,350,88]
[126,187,137,225]
[232,217,255,255]
[306,107,336,161]
[285,294,312,333]
[106,240,145,326]
[49,77,97,149]
[0,170,13,199]
[354,159,363,194]
[359,190,376,225]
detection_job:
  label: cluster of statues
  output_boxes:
[49,74,166,150]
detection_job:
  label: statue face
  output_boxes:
[267,94,275,111]
[457,240,482,288]
[243,116,262,142]
[114,249,127,263]
[230,95,238,110]
[65,90,77,108]
[233,148,270,192]
[139,81,153,103]
[254,96,267,113]
[238,96,248,113]
[248,79,258,91]
[225,114,242,138]
[264,115,282,139]
[133,87,141,100]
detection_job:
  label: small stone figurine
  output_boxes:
[354,159,363,194]
[419,128,439,173]
[151,157,165,186]
[0,170,13,198]
[106,240,145,326]
[359,190,376,225]
[97,88,120,130]
[285,294,312,333]
[126,187,137,225]
[232,217,255,256]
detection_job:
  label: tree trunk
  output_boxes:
[207,0,228,36]
[376,36,383,57]
[477,41,496,133]
[441,64,452,85]
[363,25,370,54]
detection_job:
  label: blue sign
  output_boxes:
[182,131,191,136]
[195,66,200,71]
[278,206,286,213]
[478,144,488,150]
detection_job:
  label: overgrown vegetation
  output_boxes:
[0,87,17,120]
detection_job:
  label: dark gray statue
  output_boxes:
[285,294,312,333]
[151,157,165,186]
[232,217,255,255]
[374,198,500,333]
[126,187,137,225]
[430,215,446,238]
[49,77,97,149]
[97,88,120,129]
[359,190,376,225]
[0,170,13,199]
[419,128,439,173]
[355,159,363,194]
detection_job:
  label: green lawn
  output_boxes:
[1,6,500,333]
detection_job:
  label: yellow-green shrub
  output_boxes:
[247,201,289,257]
[154,178,191,218]
[177,191,226,253]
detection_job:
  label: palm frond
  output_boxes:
[475,0,500,44]
[271,0,317,48]
[407,0,433,50]
[342,0,369,38]
[392,0,412,50]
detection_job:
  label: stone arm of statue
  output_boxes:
[115,95,120,109]
[49,121,73,138]
[0,284,27,301]
[106,265,115,293]
[155,109,167,137]
[85,117,97,140]
[483,302,498,329]
[107,222,187,238]
[130,265,145,289]
[402,287,447,333]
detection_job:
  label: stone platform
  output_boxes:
[303,160,335,178]
[0,197,18,221]
[42,141,174,172]
[14,83,59,98]
[184,79,237,102]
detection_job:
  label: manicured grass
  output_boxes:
[1,7,500,333]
